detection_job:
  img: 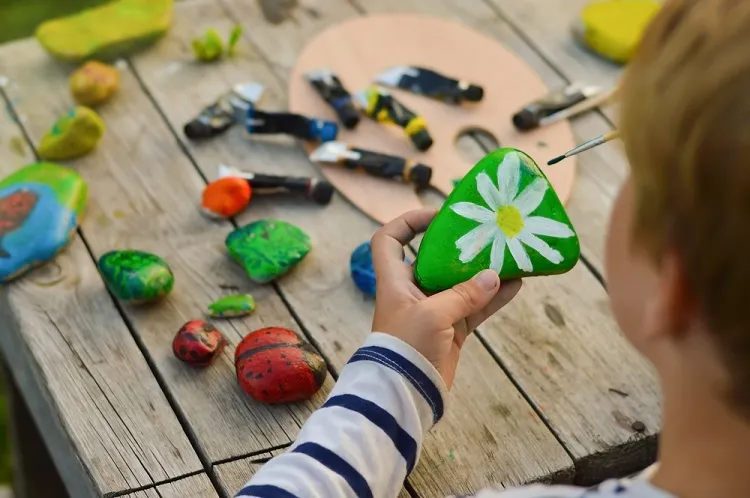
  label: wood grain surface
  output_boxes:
[130,0,574,495]
[122,473,219,498]
[0,51,204,496]
[0,36,332,468]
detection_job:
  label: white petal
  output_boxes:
[476,172,502,210]
[489,232,506,273]
[507,237,533,272]
[512,178,548,215]
[450,202,495,223]
[456,224,498,263]
[519,231,563,264]
[497,152,521,206]
[524,216,575,239]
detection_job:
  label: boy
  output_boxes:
[236,0,750,496]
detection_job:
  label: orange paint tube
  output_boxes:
[201,177,252,219]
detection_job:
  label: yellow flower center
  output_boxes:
[496,205,524,238]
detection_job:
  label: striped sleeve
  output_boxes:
[235,332,448,498]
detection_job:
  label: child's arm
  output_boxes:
[235,332,445,498]
[235,209,522,498]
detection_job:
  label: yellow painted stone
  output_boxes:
[579,0,661,64]
[35,0,173,63]
[38,107,105,161]
[70,61,120,107]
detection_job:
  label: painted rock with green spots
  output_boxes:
[208,293,256,318]
[98,250,174,303]
[226,219,311,284]
[38,107,105,161]
[0,162,88,283]
[415,148,580,293]
[35,0,173,63]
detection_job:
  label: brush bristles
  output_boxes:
[547,155,565,166]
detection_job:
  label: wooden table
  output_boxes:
[0,0,660,497]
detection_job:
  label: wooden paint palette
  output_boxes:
[289,13,577,225]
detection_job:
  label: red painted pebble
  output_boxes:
[235,327,327,403]
[173,320,227,367]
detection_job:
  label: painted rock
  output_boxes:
[98,250,174,303]
[70,61,120,107]
[350,241,376,297]
[226,219,311,284]
[207,293,256,318]
[38,107,105,161]
[192,28,224,62]
[0,162,88,283]
[235,327,327,403]
[575,0,660,64]
[35,0,173,63]
[201,177,252,219]
[415,148,580,293]
[173,319,227,367]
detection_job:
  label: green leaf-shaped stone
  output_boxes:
[208,293,256,318]
[226,219,311,284]
[415,148,580,293]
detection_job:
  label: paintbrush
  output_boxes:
[538,85,619,127]
[547,130,620,165]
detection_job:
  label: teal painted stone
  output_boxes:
[207,293,256,318]
[415,148,580,293]
[0,162,88,283]
[226,219,311,283]
[98,250,174,303]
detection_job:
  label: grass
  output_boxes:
[0,0,112,44]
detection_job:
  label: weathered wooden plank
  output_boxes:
[483,0,623,108]
[343,0,659,484]
[214,450,413,498]
[0,38,333,465]
[130,0,574,495]
[0,54,204,496]
[121,473,219,498]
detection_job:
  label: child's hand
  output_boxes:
[371,208,522,389]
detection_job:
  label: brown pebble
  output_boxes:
[631,421,646,433]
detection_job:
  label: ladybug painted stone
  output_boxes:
[173,320,227,367]
[235,327,327,403]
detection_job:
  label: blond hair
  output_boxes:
[620,0,750,414]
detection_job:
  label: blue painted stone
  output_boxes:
[0,162,87,283]
[350,241,376,297]
[349,241,410,297]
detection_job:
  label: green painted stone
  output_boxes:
[207,293,256,318]
[38,107,105,161]
[35,0,173,63]
[415,148,580,293]
[98,250,174,303]
[0,162,88,283]
[226,219,311,284]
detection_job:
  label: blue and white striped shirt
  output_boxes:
[235,333,672,498]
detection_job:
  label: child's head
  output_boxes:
[607,0,750,416]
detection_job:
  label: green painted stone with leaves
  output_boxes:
[226,219,311,284]
[415,148,580,293]
[208,293,256,318]
[98,250,174,303]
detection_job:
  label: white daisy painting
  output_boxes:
[415,148,580,292]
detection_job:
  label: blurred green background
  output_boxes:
[0,0,111,43]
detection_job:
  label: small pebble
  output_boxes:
[173,320,227,367]
[631,421,646,433]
